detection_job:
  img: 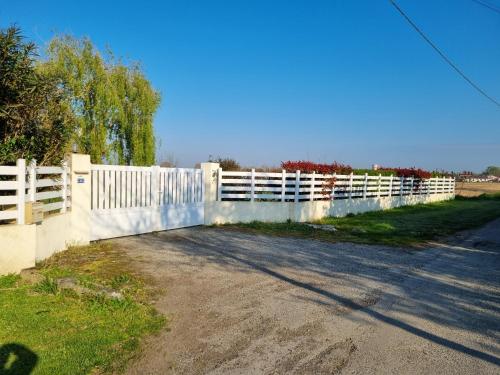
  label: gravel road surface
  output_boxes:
[114,220,500,374]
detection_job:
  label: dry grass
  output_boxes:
[455,182,500,197]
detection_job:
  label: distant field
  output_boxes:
[455,182,500,197]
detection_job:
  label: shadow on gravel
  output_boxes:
[137,224,500,366]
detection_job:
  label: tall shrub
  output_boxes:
[0,27,73,165]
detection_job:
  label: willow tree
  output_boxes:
[40,36,160,165]
[110,64,159,165]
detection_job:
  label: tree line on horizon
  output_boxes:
[0,26,160,166]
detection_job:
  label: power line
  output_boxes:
[472,0,500,14]
[389,0,500,108]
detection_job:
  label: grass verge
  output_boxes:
[0,242,165,375]
[226,194,500,246]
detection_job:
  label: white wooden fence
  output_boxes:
[0,159,70,224]
[218,169,455,202]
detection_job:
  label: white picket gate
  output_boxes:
[90,164,204,240]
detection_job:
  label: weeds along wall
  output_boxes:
[202,164,455,224]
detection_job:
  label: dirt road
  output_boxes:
[114,220,500,374]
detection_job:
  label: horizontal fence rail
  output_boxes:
[91,165,204,210]
[0,159,70,224]
[217,169,455,202]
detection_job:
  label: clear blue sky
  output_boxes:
[3,0,499,171]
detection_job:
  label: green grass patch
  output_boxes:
[0,242,165,375]
[228,194,500,246]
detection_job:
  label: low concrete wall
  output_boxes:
[0,213,74,274]
[0,224,36,275]
[205,193,455,224]
[35,213,74,261]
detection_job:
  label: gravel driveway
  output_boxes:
[111,220,500,374]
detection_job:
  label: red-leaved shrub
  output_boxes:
[379,167,432,179]
[281,161,352,174]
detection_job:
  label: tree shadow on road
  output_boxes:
[124,222,500,367]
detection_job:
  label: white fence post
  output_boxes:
[61,161,68,213]
[281,169,286,202]
[400,177,404,197]
[16,158,26,225]
[389,174,394,197]
[331,172,336,200]
[348,172,353,200]
[250,168,255,202]
[310,171,315,201]
[28,159,36,202]
[362,173,368,199]
[294,170,300,203]
[377,173,382,198]
[217,168,222,201]
[409,177,414,196]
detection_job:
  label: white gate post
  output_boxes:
[16,159,26,225]
[389,174,394,197]
[70,154,91,245]
[200,162,220,225]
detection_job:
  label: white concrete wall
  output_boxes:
[205,193,455,224]
[0,212,75,273]
[35,213,74,261]
[0,224,36,275]
[205,201,292,224]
